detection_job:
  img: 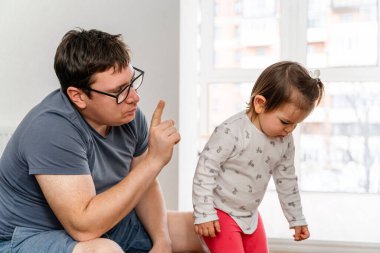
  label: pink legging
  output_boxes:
[203,209,268,253]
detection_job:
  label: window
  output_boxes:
[300,82,380,193]
[180,0,380,245]
[307,0,378,68]
[213,0,280,69]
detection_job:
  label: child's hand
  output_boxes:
[292,225,310,241]
[194,220,221,237]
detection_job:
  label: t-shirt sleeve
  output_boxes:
[192,124,240,224]
[273,135,307,228]
[133,107,149,157]
[20,113,91,175]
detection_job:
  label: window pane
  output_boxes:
[300,82,380,193]
[199,82,251,149]
[307,0,379,68]
[207,82,251,132]
[214,0,280,69]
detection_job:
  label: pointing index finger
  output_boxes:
[151,100,165,127]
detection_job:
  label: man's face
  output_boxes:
[81,65,140,133]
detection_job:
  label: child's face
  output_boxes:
[255,102,311,138]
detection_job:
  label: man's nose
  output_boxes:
[125,88,140,103]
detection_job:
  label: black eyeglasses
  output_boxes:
[85,66,144,104]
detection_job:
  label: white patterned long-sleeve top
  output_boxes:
[192,111,307,234]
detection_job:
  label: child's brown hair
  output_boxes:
[248,61,324,115]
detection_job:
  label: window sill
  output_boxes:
[268,238,380,253]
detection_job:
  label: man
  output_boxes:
[0,29,204,253]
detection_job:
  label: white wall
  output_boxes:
[0,0,180,209]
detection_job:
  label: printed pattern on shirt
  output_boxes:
[192,111,306,234]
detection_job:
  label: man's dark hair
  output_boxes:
[54,28,130,96]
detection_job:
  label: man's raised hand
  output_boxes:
[148,100,181,169]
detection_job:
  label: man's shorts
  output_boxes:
[0,210,152,253]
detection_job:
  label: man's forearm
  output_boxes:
[135,179,171,246]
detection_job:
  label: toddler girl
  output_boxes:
[192,61,324,253]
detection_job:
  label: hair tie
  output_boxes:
[309,69,320,79]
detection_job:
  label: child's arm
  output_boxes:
[192,125,239,228]
[273,136,308,237]
[194,220,221,237]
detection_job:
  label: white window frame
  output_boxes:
[180,0,380,249]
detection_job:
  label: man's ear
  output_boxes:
[253,95,266,114]
[66,87,87,109]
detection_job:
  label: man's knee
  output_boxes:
[73,238,123,253]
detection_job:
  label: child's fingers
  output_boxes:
[214,220,221,233]
[293,226,302,241]
[300,226,310,240]
[202,226,211,237]
[194,225,200,235]
[207,226,216,237]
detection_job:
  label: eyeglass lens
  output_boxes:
[116,73,143,104]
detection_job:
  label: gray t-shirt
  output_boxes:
[0,89,148,240]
